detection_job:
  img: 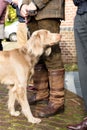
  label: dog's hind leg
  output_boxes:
[8,86,20,116]
[16,84,41,123]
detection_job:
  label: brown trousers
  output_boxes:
[27,18,64,70]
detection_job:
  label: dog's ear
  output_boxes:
[27,33,44,56]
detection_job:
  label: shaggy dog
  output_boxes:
[0,29,61,123]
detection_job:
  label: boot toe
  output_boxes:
[36,104,64,118]
[67,125,77,130]
[67,123,83,130]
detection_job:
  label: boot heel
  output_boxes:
[57,105,64,114]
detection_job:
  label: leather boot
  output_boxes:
[36,68,65,117]
[27,63,49,104]
[67,118,87,130]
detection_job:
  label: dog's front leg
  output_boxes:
[8,86,20,116]
[16,85,41,123]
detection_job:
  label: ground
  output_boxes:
[0,84,87,130]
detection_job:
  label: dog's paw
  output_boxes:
[10,111,20,117]
[28,117,41,124]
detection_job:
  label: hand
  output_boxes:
[20,4,29,17]
[27,2,37,11]
[20,2,37,17]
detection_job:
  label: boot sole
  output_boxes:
[38,105,64,118]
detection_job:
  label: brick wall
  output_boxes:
[60,0,77,63]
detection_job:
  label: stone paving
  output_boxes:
[0,84,87,130]
[0,42,87,130]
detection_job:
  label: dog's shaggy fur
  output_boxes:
[0,29,61,123]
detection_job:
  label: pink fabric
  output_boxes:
[0,0,8,24]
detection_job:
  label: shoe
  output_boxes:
[67,118,87,130]
[27,63,49,105]
[36,69,65,118]
[27,86,48,105]
[36,102,64,118]
[28,94,48,105]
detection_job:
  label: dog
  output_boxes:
[0,29,61,123]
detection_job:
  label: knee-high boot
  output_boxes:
[37,68,65,117]
[27,63,49,104]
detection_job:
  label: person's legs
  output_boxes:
[27,18,49,104]
[36,19,65,117]
[74,14,87,111]
[27,19,65,117]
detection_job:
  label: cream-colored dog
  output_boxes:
[0,29,61,123]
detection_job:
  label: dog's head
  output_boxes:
[27,29,61,56]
